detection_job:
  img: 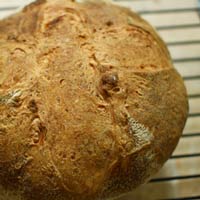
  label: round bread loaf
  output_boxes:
[0,0,188,200]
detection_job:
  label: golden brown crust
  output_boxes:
[0,0,188,200]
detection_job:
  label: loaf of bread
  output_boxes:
[0,0,188,200]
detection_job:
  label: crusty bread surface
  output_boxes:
[0,0,188,199]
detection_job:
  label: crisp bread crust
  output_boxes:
[0,0,188,199]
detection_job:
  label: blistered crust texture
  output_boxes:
[0,0,188,200]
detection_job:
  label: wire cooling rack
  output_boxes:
[0,0,200,200]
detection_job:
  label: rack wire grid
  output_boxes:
[0,0,200,200]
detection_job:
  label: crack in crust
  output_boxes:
[127,115,153,153]
[0,90,22,107]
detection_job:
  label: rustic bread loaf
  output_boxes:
[0,0,188,200]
